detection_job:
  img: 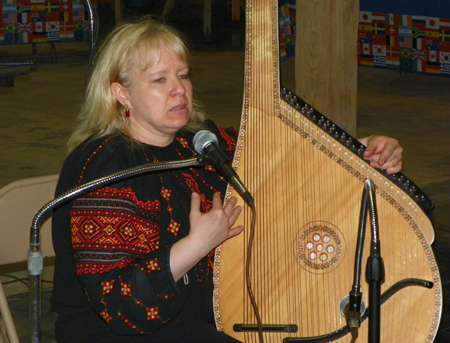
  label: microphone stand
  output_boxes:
[346,179,384,343]
[28,156,210,343]
[364,179,385,343]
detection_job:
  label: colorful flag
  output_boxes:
[413,59,427,72]
[373,45,386,56]
[427,50,439,63]
[386,45,399,62]
[440,29,450,42]
[412,48,427,61]
[399,36,413,48]
[440,63,450,75]
[2,4,17,24]
[440,51,450,64]
[373,55,386,67]
[425,17,440,30]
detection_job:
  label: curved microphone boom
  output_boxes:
[193,130,254,205]
[28,156,209,343]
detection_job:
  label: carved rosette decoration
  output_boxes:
[296,221,345,274]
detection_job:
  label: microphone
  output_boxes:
[193,130,254,205]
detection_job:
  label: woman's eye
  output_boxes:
[178,74,189,80]
[154,78,165,83]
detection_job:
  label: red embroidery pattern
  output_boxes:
[146,307,160,321]
[176,137,189,148]
[167,219,180,236]
[182,173,200,194]
[100,309,113,323]
[71,187,161,275]
[145,259,161,272]
[183,173,209,209]
[194,250,215,282]
[77,137,113,186]
[182,173,214,213]
[101,280,115,296]
[121,282,132,297]
[118,313,148,334]
[100,275,162,331]
[216,125,237,153]
[158,293,175,300]
[160,187,171,200]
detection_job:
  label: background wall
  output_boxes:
[360,0,450,18]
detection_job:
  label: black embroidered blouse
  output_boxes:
[51,121,237,337]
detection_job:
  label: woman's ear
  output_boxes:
[111,82,130,107]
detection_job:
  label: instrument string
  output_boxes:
[279,109,290,338]
[313,125,324,335]
[288,113,301,338]
[313,118,324,335]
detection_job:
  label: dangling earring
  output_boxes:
[125,109,130,118]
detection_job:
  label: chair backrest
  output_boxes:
[0,175,59,266]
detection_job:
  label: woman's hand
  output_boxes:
[169,192,244,282]
[188,192,244,254]
[359,135,403,174]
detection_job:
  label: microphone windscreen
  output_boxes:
[193,130,218,154]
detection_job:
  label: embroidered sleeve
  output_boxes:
[70,186,189,335]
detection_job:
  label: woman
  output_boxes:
[51,18,403,343]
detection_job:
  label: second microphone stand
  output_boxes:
[347,179,385,343]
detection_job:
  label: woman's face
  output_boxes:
[112,45,193,146]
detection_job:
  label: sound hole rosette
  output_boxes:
[295,221,345,274]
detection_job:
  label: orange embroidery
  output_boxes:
[101,280,114,295]
[100,309,113,323]
[71,187,161,275]
[146,307,160,320]
[121,282,132,296]
[176,137,189,148]
[160,187,171,200]
[167,219,180,236]
[146,259,161,272]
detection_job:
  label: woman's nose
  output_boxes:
[171,78,186,96]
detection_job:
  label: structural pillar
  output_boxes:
[294,0,359,136]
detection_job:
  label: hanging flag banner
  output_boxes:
[358,11,450,77]
[0,0,89,44]
[278,1,450,77]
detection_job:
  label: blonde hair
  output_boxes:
[68,17,205,152]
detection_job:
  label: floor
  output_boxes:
[0,3,449,342]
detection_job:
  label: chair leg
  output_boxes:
[0,280,19,343]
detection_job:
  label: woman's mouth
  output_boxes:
[171,105,186,111]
